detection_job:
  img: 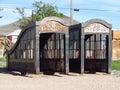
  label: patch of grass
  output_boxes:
[112,60,120,70]
[0,57,6,68]
[0,57,6,62]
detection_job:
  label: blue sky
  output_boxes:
[0,0,120,30]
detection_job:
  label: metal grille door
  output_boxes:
[85,34,108,72]
[40,33,65,73]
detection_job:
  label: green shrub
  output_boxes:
[0,57,6,68]
[112,60,120,70]
[0,57,6,62]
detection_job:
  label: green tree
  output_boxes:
[32,1,63,21]
[16,8,31,29]
[16,1,63,29]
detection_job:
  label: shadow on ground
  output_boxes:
[0,68,23,76]
[0,67,110,78]
[0,68,64,78]
[0,68,38,78]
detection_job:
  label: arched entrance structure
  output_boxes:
[69,19,112,74]
[7,17,112,75]
[38,17,69,74]
[7,17,69,74]
[81,19,112,73]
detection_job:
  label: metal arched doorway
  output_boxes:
[40,33,65,74]
[80,19,112,74]
[37,17,69,74]
[84,34,108,73]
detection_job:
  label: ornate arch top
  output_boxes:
[82,19,112,34]
[36,17,69,33]
[36,17,69,26]
[82,19,112,28]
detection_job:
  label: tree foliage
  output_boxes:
[16,8,31,29]
[32,1,63,21]
[16,1,63,29]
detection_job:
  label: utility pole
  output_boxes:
[70,0,73,25]
[70,0,79,25]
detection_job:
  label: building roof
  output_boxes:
[0,21,20,36]
[62,15,79,25]
[7,29,21,36]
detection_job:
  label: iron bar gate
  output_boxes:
[40,33,65,74]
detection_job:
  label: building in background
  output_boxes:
[7,29,21,43]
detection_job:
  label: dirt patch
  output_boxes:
[0,69,120,90]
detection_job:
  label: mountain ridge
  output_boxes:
[0,16,79,36]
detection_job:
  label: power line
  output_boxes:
[79,8,120,12]
[1,5,120,13]
[58,7,120,12]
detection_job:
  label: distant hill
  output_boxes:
[0,21,20,36]
[0,16,79,36]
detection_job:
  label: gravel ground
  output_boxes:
[0,70,120,90]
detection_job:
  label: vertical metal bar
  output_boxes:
[80,25,84,74]
[107,30,112,73]
[35,27,40,74]
[94,35,96,59]
[100,34,101,59]
[65,27,69,74]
